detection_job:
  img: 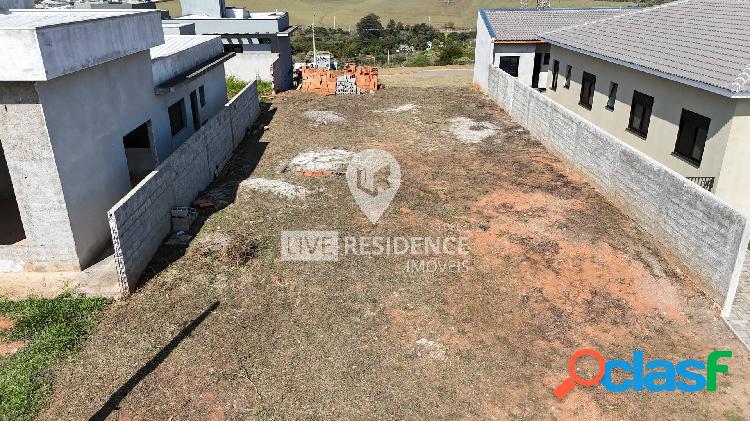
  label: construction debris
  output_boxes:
[304,110,346,126]
[239,178,308,200]
[448,117,499,144]
[299,63,384,95]
[290,149,353,175]
[376,104,419,113]
[171,207,198,233]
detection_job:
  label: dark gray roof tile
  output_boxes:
[480,7,637,41]
[541,0,750,94]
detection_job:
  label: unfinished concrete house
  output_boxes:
[0,9,231,278]
[163,0,297,90]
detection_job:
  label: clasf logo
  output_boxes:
[554,349,732,399]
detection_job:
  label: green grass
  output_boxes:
[0,294,111,421]
[161,0,637,29]
[227,77,273,100]
[226,75,249,99]
[256,80,273,97]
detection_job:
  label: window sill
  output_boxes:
[671,152,702,169]
[578,102,592,110]
[626,127,648,140]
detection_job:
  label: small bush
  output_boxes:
[407,52,431,67]
[256,80,273,97]
[226,76,249,99]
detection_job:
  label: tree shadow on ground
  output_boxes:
[135,102,277,291]
[88,301,220,421]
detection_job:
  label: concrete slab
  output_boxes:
[0,251,120,298]
[0,10,164,81]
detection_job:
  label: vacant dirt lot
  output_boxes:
[41,82,749,419]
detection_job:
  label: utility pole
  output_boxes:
[333,16,336,29]
[387,50,390,67]
[428,16,431,26]
[312,14,317,68]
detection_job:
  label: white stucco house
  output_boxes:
[541,0,750,214]
[163,0,298,91]
[0,9,231,273]
[473,7,636,93]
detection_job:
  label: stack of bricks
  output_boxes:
[299,63,383,95]
[353,65,381,92]
[300,67,339,95]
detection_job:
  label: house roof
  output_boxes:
[0,9,149,28]
[541,0,750,97]
[0,10,163,81]
[479,7,637,42]
[150,35,225,86]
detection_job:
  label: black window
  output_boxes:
[579,72,596,109]
[674,109,711,166]
[258,37,272,44]
[224,44,243,54]
[551,60,560,91]
[199,85,206,107]
[498,56,520,77]
[543,53,550,65]
[564,65,572,89]
[168,99,186,136]
[606,82,618,110]
[628,91,654,138]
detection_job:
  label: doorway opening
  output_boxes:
[0,142,26,245]
[531,53,542,89]
[123,121,157,187]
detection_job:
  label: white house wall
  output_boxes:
[493,43,536,87]
[472,11,492,92]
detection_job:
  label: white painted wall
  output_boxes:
[493,43,536,86]
[224,52,278,83]
[472,11,493,92]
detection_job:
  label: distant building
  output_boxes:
[163,0,297,91]
[2,0,34,8]
[541,0,750,213]
[473,8,635,92]
[74,1,158,10]
[0,10,230,272]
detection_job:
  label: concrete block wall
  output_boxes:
[108,82,260,294]
[486,66,750,317]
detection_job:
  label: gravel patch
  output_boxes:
[290,149,354,174]
[375,104,419,113]
[448,116,499,144]
[304,110,346,126]
[239,178,308,199]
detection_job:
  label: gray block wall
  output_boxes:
[486,66,750,317]
[108,82,260,294]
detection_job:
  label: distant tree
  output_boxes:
[437,42,465,65]
[356,13,384,40]
[386,19,398,35]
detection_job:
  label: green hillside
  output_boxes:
[160,0,636,29]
